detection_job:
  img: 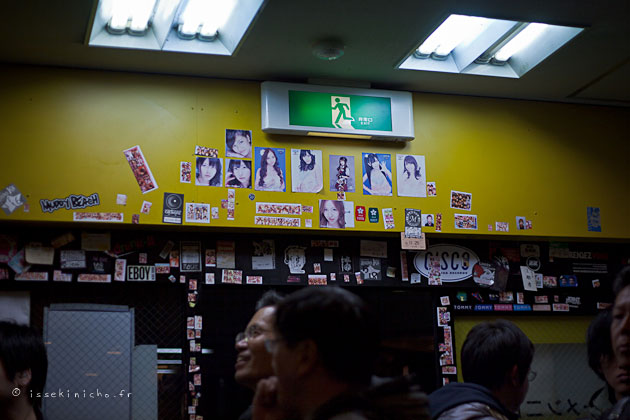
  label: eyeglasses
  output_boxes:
[235,325,269,344]
[528,370,537,382]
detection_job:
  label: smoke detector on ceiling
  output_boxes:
[312,39,345,61]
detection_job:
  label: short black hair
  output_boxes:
[0,321,48,411]
[613,266,630,295]
[587,310,614,381]
[255,290,285,311]
[461,320,534,390]
[274,287,377,385]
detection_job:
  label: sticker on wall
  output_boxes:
[247,275,263,285]
[291,149,323,193]
[414,244,480,283]
[337,192,346,200]
[559,275,578,287]
[139,201,152,215]
[211,207,219,219]
[185,203,210,224]
[25,245,54,265]
[329,155,355,192]
[410,273,421,284]
[114,259,126,281]
[362,153,392,196]
[404,209,422,238]
[204,249,216,267]
[382,208,395,229]
[123,145,158,194]
[195,157,223,187]
[254,216,301,227]
[163,193,184,224]
[587,206,602,232]
[520,266,537,291]
[252,240,275,270]
[454,214,477,230]
[39,193,100,213]
[180,162,192,183]
[355,206,366,222]
[180,242,202,272]
[73,212,123,223]
[15,272,48,281]
[254,147,286,192]
[256,203,302,215]
[360,258,381,280]
[437,307,450,327]
[308,275,327,286]
[195,145,218,157]
[368,207,379,223]
[0,184,25,215]
[450,190,472,211]
[473,262,495,286]
[302,205,313,213]
[225,129,252,159]
[515,216,529,231]
[421,214,434,229]
[340,256,353,273]
[305,219,312,228]
[131,214,139,224]
[50,232,75,249]
[53,270,72,282]
[426,182,436,197]
[169,250,180,267]
[284,246,306,274]
[225,159,252,189]
[205,273,215,284]
[319,200,354,229]
[401,231,426,250]
[217,241,236,268]
[495,222,509,232]
[78,274,111,283]
[222,269,243,284]
[155,263,170,274]
[396,154,426,197]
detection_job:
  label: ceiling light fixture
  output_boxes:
[105,0,157,36]
[492,22,548,63]
[400,14,583,78]
[312,40,345,61]
[414,14,490,59]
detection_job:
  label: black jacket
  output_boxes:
[428,383,518,420]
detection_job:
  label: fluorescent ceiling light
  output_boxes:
[416,15,490,58]
[493,23,548,62]
[88,0,264,56]
[400,14,583,78]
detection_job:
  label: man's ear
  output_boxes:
[294,339,318,376]
[15,368,32,388]
[509,365,521,387]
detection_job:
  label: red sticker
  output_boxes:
[356,206,366,222]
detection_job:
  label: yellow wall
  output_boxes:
[453,315,593,382]
[1,64,628,238]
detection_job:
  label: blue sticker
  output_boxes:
[474,304,493,311]
[587,207,601,232]
[248,193,255,201]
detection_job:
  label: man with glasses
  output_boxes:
[252,286,429,420]
[429,320,534,420]
[234,290,284,420]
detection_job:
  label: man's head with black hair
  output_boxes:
[587,310,630,402]
[0,321,48,420]
[235,290,285,390]
[267,287,378,418]
[461,320,534,412]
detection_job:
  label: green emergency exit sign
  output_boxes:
[288,90,393,132]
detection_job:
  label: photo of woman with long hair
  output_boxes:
[225,129,252,159]
[319,199,346,229]
[291,149,323,193]
[396,154,426,197]
[362,153,392,196]
[329,155,355,192]
[225,159,251,188]
[254,147,285,192]
[195,157,222,186]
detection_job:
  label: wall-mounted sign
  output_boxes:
[127,265,156,281]
[413,244,480,282]
[261,82,414,141]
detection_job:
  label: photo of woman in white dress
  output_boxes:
[396,154,426,197]
[291,149,323,193]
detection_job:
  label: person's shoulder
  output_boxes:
[436,402,509,420]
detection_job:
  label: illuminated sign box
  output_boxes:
[261,82,414,141]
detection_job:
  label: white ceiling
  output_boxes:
[1,0,629,106]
